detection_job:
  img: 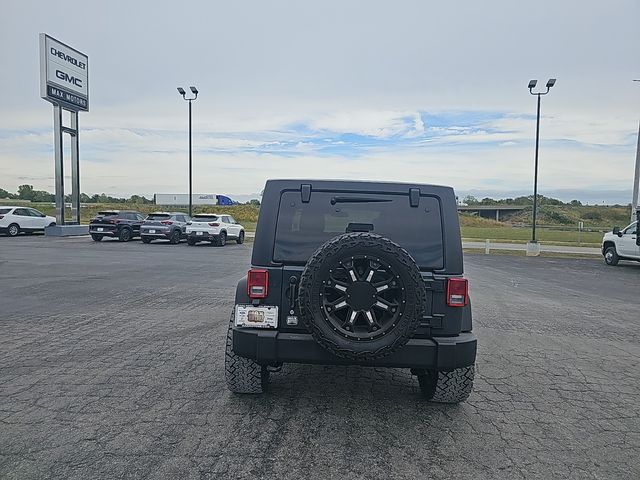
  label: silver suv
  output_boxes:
[140,212,191,244]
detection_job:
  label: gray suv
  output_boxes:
[140,212,190,244]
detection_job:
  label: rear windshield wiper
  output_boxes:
[330,196,392,205]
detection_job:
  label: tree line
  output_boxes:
[0,185,262,206]
[462,195,592,207]
[0,185,154,204]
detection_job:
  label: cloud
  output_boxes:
[0,106,636,202]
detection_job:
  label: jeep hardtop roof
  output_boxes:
[252,179,463,274]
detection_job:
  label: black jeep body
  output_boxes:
[226,179,476,402]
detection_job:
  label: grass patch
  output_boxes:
[461,226,602,246]
[459,214,504,227]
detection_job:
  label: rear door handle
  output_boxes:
[288,276,298,314]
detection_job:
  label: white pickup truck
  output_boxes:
[601,218,639,266]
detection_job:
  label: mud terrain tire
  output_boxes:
[225,314,269,394]
[418,366,475,403]
[298,232,427,361]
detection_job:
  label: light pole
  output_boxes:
[177,86,198,217]
[528,78,556,246]
[632,80,639,223]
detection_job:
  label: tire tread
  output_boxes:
[224,315,268,394]
[419,366,475,403]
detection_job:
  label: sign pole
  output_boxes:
[71,111,80,224]
[40,33,88,232]
[53,104,65,225]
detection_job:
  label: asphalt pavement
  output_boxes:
[1,235,639,479]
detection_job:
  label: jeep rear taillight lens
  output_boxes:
[209,222,220,227]
[247,269,268,299]
[446,278,468,307]
[161,220,173,225]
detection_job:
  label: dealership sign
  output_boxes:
[40,34,89,111]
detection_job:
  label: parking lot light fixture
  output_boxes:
[177,86,199,217]
[528,78,556,248]
[632,80,639,222]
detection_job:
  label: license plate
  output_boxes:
[149,229,156,234]
[97,228,103,232]
[196,231,203,236]
[235,305,278,329]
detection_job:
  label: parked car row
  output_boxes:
[0,206,56,236]
[88,210,245,246]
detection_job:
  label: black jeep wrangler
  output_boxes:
[225,179,476,403]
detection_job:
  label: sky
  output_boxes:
[0,0,638,204]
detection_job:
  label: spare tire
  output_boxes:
[298,232,427,361]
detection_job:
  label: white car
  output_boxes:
[602,220,639,265]
[0,206,56,237]
[186,213,245,246]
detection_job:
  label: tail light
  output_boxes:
[446,278,468,307]
[0,215,3,220]
[209,222,219,227]
[161,220,173,225]
[247,269,268,299]
[108,218,118,224]
[186,222,192,225]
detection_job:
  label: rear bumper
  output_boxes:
[188,232,218,241]
[232,328,477,370]
[89,227,117,236]
[141,230,172,239]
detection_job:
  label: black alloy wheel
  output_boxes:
[298,232,427,360]
[214,232,226,247]
[118,228,132,242]
[322,255,404,341]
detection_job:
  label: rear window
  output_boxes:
[193,215,219,222]
[0,208,12,214]
[97,211,118,216]
[146,214,171,220]
[274,191,444,269]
